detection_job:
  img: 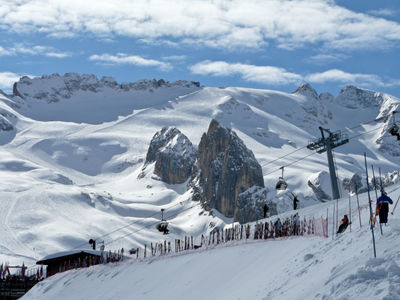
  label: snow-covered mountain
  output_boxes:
[0,73,399,271]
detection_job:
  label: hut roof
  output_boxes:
[36,249,102,265]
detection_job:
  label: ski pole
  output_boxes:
[371,165,379,226]
[392,195,400,215]
[364,153,377,258]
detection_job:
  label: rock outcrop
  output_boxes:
[197,119,265,221]
[12,73,201,103]
[335,85,384,109]
[307,171,332,201]
[342,173,364,194]
[143,127,196,184]
[236,186,277,224]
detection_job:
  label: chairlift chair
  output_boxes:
[156,208,169,234]
[275,167,288,190]
[275,177,288,190]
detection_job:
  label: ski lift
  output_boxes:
[388,111,400,140]
[156,208,169,234]
[275,166,288,190]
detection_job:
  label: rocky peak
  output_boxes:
[197,119,265,222]
[12,73,201,103]
[335,85,383,109]
[293,83,319,100]
[319,92,334,102]
[144,127,196,184]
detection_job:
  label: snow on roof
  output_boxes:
[37,249,102,264]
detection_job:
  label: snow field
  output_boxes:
[23,184,400,300]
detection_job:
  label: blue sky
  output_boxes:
[0,0,400,97]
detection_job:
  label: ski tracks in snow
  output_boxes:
[0,195,35,262]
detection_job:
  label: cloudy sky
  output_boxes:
[0,0,399,97]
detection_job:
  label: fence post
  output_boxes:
[355,183,362,228]
[349,193,352,232]
[332,202,335,239]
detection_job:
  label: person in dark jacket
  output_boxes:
[337,215,349,234]
[263,203,269,218]
[376,191,393,224]
[293,196,299,210]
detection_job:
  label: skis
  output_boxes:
[364,153,377,258]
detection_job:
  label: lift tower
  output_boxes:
[307,127,349,200]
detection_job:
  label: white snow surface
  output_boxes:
[24,184,400,300]
[0,75,399,299]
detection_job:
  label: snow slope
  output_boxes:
[0,74,399,275]
[23,183,400,300]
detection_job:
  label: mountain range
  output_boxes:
[0,73,399,267]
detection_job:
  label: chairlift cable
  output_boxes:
[105,202,201,246]
[71,199,192,250]
[263,125,386,177]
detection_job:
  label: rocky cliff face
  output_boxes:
[307,171,332,201]
[342,173,364,194]
[335,85,384,109]
[143,127,196,184]
[236,186,277,224]
[197,119,265,222]
[12,73,200,103]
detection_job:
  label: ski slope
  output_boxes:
[23,183,400,300]
[0,75,399,279]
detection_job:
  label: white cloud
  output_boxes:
[0,71,26,91]
[190,60,400,88]
[161,55,187,62]
[306,69,400,88]
[0,0,399,51]
[305,69,384,86]
[368,9,397,17]
[190,60,302,85]
[0,43,70,58]
[89,53,172,71]
[307,53,348,64]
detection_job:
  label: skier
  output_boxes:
[263,203,269,218]
[376,190,393,225]
[293,213,300,235]
[293,195,299,210]
[274,218,282,237]
[337,215,350,234]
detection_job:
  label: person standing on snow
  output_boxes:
[293,213,300,235]
[263,203,269,218]
[274,218,282,237]
[376,191,393,224]
[293,196,299,210]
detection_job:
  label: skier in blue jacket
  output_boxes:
[376,191,393,224]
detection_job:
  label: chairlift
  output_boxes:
[156,208,169,234]
[275,166,288,190]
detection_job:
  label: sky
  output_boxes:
[0,0,400,97]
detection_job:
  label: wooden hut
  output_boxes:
[36,250,103,278]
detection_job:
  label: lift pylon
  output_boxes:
[307,127,349,200]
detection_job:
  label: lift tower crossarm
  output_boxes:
[307,127,349,200]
